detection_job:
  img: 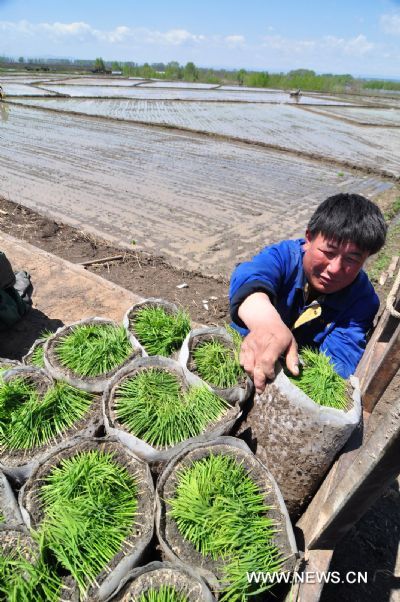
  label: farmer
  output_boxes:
[229,193,387,393]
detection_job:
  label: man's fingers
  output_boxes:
[239,345,255,377]
[285,337,299,376]
[253,365,267,394]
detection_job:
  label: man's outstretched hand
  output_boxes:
[238,292,299,394]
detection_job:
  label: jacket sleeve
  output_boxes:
[229,243,286,328]
[318,293,379,379]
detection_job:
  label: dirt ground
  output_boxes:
[0,195,231,327]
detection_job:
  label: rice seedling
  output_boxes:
[139,586,188,602]
[192,327,243,388]
[288,347,348,410]
[29,330,54,368]
[40,449,138,596]
[0,514,4,523]
[132,306,191,356]
[0,379,93,451]
[0,535,61,602]
[55,323,133,376]
[168,453,282,602]
[114,368,228,447]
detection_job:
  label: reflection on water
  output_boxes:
[0,102,9,123]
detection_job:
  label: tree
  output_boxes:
[183,61,199,82]
[18,56,24,64]
[93,57,106,73]
[237,69,247,86]
[165,61,182,80]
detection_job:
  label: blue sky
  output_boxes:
[1,0,400,77]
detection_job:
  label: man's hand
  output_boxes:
[238,292,299,394]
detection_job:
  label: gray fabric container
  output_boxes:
[19,436,155,601]
[156,436,298,596]
[105,561,216,601]
[236,367,362,517]
[0,357,21,371]
[179,326,253,404]
[123,298,190,358]
[103,356,242,466]
[0,470,23,526]
[0,366,103,485]
[44,317,142,393]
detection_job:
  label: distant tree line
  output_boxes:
[1,56,399,92]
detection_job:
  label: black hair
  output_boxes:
[307,193,387,255]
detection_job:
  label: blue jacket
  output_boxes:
[229,238,379,378]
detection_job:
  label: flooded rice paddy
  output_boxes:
[0,75,397,275]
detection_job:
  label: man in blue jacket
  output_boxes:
[229,193,387,393]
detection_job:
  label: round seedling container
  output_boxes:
[23,329,59,368]
[0,526,65,601]
[105,561,216,602]
[123,299,191,358]
[236,353,362,517]
[156,436,298,601]
[0,365,102,484]
[44,317,142,392]
[0,357,21,373]
[0,470,23,527]
[20,437,155,601]
[103,356,242,466]
[179,326,253,404]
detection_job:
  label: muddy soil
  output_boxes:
[0,195,230,326]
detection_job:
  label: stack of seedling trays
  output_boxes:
[236,347,362,517]
[19,437,155,601]
[179,325,253,403]
[123,298,192,359]
[44,317,142,392]
[0,365,101,483]
[156,437,297,602]
[105,561,216,601]
[0,297,306,600]
[103,355,245,466]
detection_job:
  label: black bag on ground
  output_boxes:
[0,251,33,328]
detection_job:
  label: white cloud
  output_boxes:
[380,13,400,35]
[0,19,209,47]
[323,34,374,56]
[261,33,374,58]
[261,35,316,54]
[224,35,245,47]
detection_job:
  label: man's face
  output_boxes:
[302,231,369,294]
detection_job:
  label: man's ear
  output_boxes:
[303,229,312,250]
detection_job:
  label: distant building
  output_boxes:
[111,70,123,75]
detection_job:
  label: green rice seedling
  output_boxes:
[192,328,244,389]
[288,347,348,410]
[0,379,93,451]
[139,586,188,602]
[168,453,283,602]
[0,535,61,602]
[132,306,191,356]
[115,368,228,447]
[29,330,54,368]
[55,323,133,376]
[0,514,3,523]
[40,450,138,596]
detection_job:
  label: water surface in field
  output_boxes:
[26,84,353,105]
[11,97,400,176]
[0,103,390,275]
